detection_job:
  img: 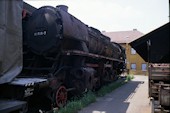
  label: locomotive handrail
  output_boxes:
[62,50,124,63]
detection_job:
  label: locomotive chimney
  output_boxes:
[57,5,68,12]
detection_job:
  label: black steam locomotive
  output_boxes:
[1,5,126,112]
[23,5,126,109]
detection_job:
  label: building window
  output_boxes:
[131,63,136,70]
[141,63,147,71]
[131,48,136,54]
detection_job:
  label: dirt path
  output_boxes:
[78,75,151,113]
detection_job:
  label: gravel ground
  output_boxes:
[78,75,151,113]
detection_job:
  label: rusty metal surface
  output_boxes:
[58,8,124,60]
[88,27,120,58]
[149,63,170,112]
[160,87,170,107]
[62,50,124,62]
[58,8,88,42]
[88,27,106,55]
[149,63,170,82]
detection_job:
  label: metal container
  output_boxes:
[160,86,170,106]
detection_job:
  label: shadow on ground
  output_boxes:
[79,80,145,113]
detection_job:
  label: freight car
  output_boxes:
[0,3,126,113]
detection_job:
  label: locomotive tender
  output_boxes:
[0,4,126,113]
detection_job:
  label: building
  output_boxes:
[102,29,148,75]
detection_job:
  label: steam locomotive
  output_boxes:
[0,5,126,112]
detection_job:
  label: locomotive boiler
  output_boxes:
[24,6,123,58]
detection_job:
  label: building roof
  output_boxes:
[102,29,144,43]
[130,22,169,63]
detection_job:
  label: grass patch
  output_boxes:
[125,74,134,82]
[57,91,96,113]
[57,79,127,113]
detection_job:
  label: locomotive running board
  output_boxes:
[62,50,124,62]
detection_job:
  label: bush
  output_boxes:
[126,74,134,81]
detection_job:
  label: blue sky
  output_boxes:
[24,0,169,34]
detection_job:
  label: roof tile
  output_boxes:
[102,30,144,43]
